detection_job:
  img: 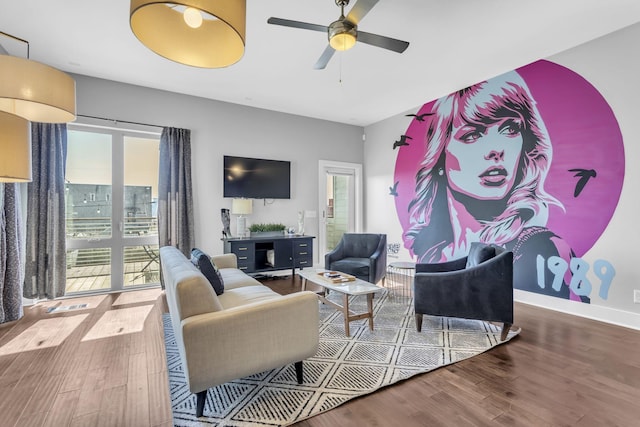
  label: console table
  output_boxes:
[223,235,314,275]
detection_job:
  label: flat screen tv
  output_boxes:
[223,155,291,199]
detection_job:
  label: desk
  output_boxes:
[223,235,314,275]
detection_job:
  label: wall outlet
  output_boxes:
[634,290,640,304]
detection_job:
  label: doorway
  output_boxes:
[318,160,363,263]
[65,124,160,294]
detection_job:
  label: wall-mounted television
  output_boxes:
[223,155,291,199]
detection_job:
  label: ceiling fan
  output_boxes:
[267,0,410,70]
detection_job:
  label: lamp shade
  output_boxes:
[0,111,31,182]
[130,0,246,68]
[231,198,252,215]
[0,55,76,123]
[329,19,357,51]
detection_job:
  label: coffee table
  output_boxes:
[298,269,385,337]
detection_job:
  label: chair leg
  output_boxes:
[415,313,423,332]
[196,390,207,417]
[500,323,512,341]
[295,361,304,384]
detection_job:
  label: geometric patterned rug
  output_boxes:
[163,292,520,426]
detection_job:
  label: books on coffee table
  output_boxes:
[317,271,356,283]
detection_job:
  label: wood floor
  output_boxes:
[1,276,639,426]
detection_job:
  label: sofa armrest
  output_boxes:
[211,253,238,269]
[180,291,320,393]
[369,234,387,284]
[325,238,346,268]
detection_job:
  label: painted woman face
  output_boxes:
[445,117,524,200]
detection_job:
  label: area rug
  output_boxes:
[163,292,520,426]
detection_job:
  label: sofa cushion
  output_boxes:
[191,248,224,295]
[217,285,281,310]
[466,243,496,268]
[219,268,262,290]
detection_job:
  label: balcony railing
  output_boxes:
[66,216,158,239]
[65,216,160,292]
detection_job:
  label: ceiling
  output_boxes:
[2,0,640,127]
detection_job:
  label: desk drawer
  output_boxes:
[295,255,312,268]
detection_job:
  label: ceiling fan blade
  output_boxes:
[357,31,410,53]
[313,45,336,70]
[346,0,379,25]
[267,17,327,33]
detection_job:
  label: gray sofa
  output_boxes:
[160,246,319,417]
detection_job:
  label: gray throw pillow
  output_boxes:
[466,243,496,268]
[191,248,224,295]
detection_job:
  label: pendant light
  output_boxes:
[0,32,76,123]
[0,112,31,182]
[130,0,246,68]
[0,31,76,182]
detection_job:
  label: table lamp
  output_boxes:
[231,198,252,238]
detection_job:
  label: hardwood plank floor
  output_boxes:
[0,277,638,426]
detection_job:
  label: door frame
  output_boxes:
[318,160,363,265]
[66,122,161,294]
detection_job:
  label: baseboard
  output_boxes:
[514,289,640,331]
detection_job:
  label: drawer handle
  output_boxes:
[299,244,308,247]
[238,256,248,260]
[299,252,308,255]
[239,266,248,270]
[238,247,248,251]
[299,261,308,265]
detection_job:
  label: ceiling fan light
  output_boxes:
[130,0,246,68]
[330,32,356,51]
[328,19,357,51]
[0,54,76,123]
[0,111,31,182]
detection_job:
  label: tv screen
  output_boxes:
[223,156,291,199]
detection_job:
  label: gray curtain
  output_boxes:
[158,127,194,258]
[0,184,24,323]
[23,123,67,299]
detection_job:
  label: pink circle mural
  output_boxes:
[393,60,624,301]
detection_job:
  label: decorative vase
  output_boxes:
[221,208,231,238]
[250,231,285,238]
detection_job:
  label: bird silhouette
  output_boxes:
[393,135,412,150]
[405,113,434,122]
[389,181,399,197]
[569,168,597,197]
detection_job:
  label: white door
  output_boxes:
[65,124,161,294]
[318,160,363,265]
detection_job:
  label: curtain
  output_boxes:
[158,127,194,258]
[23,123,67,299]
[0,183,24,323]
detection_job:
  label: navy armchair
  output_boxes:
[413,242,514,341]
[325,233,387,285]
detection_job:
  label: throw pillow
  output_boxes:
[190,248,224,295]
[466,243,496,268]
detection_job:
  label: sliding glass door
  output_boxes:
[65,125,160,294]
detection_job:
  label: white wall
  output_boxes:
[363,23,640,329]
[72,74,364,259]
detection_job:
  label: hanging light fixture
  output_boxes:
[0,112,31,182]
[329,20,357,51]
[0,32,76,182]
[130,0,246,68]
[0,32,76,123]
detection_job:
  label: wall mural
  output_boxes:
[393,60,624,302]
